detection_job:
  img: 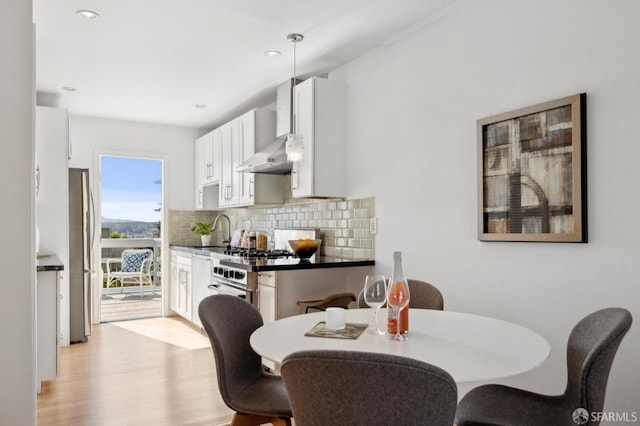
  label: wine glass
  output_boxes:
[387,279,410,341]
[363,274,387,335]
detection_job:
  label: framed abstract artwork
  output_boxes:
[478,93,587,242]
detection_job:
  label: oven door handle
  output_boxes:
[210,277,251,293]
[209,283,247,298]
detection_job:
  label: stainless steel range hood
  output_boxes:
[235,135,290,173]
[237,78,299,174]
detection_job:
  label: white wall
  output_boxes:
[68,115,202,322]
[69,115,202,209]
[0,0,36,423]
[332,0,639,416]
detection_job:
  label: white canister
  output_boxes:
[325,307,346,330]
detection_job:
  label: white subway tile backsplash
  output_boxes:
[354,208,369,219]
[168,196,375,259]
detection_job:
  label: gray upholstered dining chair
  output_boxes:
[455,307,632,426]
[280,350,457,426]
[198,295,292,426]
[358,278,444,310]
[296,292,357,313]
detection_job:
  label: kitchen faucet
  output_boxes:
[212,214,231,244]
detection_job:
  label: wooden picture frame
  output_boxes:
[478,93,587,242]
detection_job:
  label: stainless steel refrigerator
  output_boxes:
[69,168,94,343]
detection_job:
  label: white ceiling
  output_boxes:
[33,0,461,129]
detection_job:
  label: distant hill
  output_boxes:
[101,217,160,238]
[101,217,138,223]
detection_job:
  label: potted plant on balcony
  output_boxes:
[191,222,214,246]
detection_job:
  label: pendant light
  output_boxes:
[285,33,304,162]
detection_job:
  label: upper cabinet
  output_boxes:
[194,137,204,209]
[195,107,284,209]
[194,134,220,211]
[291,77,347,199]
[203,130,221,185]
[219,109,283,208]
[236,109,284,206]
[218,120,240,207]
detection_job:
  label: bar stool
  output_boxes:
[296,292,357,313]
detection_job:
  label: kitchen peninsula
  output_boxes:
[170,244,373,328]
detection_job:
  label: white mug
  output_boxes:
[326,307,346,330]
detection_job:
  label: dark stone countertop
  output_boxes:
[219,256,375,272]
[37,254,64,272]
[170,245,228,256]
[170,245,375,272]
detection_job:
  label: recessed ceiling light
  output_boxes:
[76,10,100,20]
[195,104,207,109]
[264,50,281,57]
[62,86,76,92]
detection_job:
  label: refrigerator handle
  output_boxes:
[89,186,98,279]
[89,188,96,250]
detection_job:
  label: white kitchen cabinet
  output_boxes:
[219,108,283,208]
[256,268,350,321]
[257,272,277,324]
[203,130,221,185]
[190,253,211,328]
[194,137,204,209]
[35,106,70,347]
[170,254,179,312]
[237,110,256,205]
[218,121,240,207]
[291,77,347,198]
[170,250,192,321]
[195,130,220,188]
[195,130,221,210]
[256,272,277,371]
[36,268,61,394]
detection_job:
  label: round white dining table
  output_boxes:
[250,308,550,383]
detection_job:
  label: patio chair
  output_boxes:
[105,249,154,297]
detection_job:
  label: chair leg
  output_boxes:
[105,277,115,297]
[230,412,272,426]
[270,417,291,426]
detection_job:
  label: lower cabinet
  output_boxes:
[191,254,211,328]
[256,268,352,322]
[37,269,60,394]
[170,250,192,321]
[257,275,276,324]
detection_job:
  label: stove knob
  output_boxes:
[234,271,245,280]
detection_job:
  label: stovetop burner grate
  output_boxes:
[224,248,295,259]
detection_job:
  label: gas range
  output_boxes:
[207,229,320,308]
[209,248,295,294]
[223,247,296,259]
[212,248,295,284]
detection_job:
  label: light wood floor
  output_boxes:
[101,290,162,322]
[37,320,234,426]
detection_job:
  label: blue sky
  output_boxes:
[101,156,162,222]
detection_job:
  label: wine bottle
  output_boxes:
[387,251,409,336]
